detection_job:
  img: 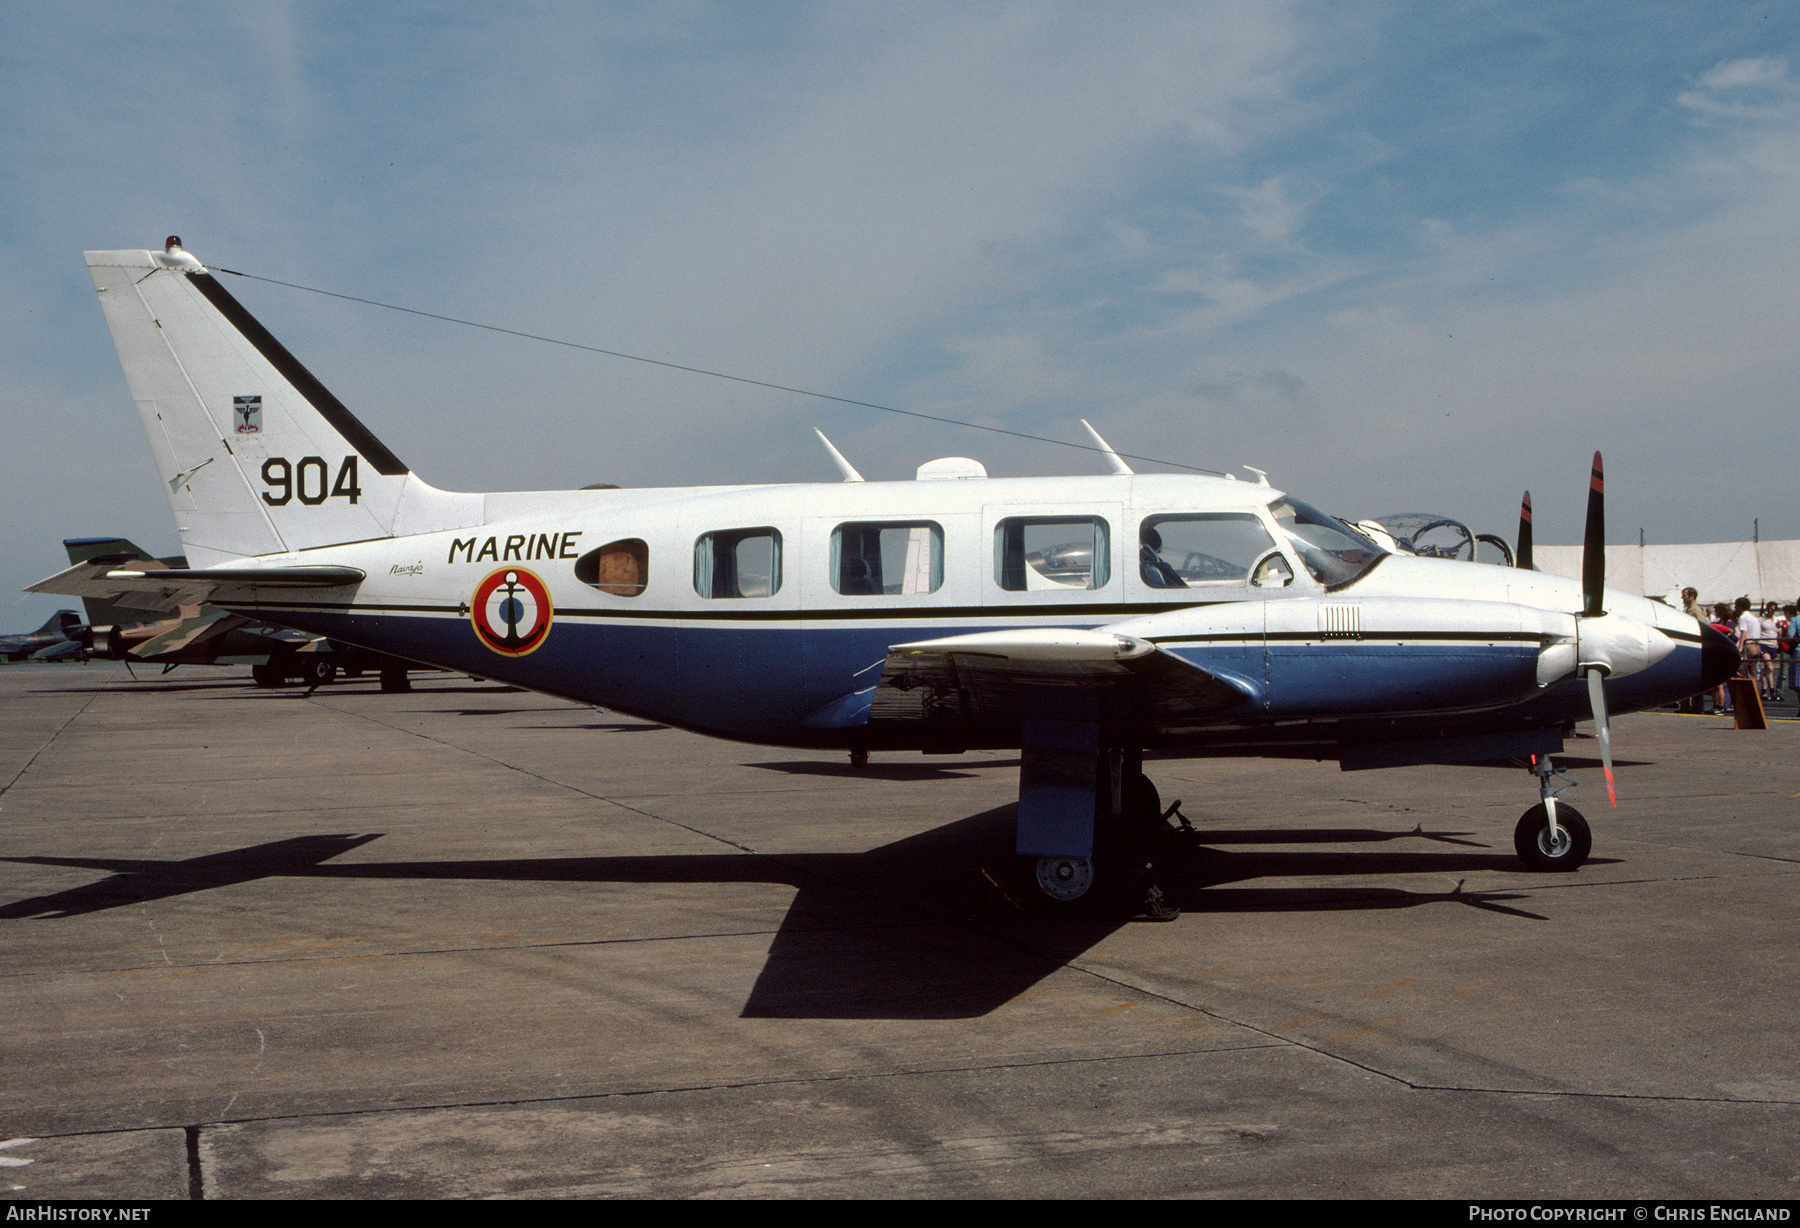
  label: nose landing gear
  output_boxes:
[1516,754,1591,871]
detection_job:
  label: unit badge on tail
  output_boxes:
[471,567,553,656]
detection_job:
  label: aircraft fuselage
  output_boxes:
[210,472,1718,751]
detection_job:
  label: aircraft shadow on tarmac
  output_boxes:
[34,681,256,695]
[746,758,1021,781]
[557,722,672,732]
[0,810,1582,1018]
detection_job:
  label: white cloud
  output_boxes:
[1698,55,1791,92]
[1679,55,1798,120]
[1221,175,1310,244]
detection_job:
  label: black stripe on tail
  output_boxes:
[185,272,409,476]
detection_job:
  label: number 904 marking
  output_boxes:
[261,456,362,506]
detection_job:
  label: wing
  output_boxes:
[865,628,1260,738]
[127,606,251,657]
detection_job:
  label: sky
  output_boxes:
[3,1,1798,625]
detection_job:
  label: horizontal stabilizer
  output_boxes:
[106,566,365,587]
[29,561,364,615]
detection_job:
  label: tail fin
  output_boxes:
[62,537,177,627]
[64,536,174,566]
[37,611,82,638]
[84,246,479,566]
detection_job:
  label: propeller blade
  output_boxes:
[1516,491,1534,570]
[1585,668,1617,808]
[1582,451,1605,618]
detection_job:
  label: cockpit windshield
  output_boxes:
[1267,498,1387,587]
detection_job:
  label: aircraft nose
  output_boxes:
[1699,622,1739,691]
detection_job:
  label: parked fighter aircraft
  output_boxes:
[0,610,85,662]
[30,240,1738,909]
[62,536,414,688]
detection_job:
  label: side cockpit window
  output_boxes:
[995,517,1110,591]
[831,522,943,595]
[1267,499,1386,588]
[1138,514,1278,589]
[574,538,648,597]
[695,528,781,598]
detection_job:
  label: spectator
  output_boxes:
[1735,597,1769,700]
[1709,603,1738,714]
[1677,588,1708,710]
[1759,600,1784,697]
[1785,604,1799,700]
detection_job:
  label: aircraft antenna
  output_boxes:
[210,266,1228,477]
[812,429,865,483]
[1078,420,1133,475]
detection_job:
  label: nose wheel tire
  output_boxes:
[1514,804,1591,871]
[1034,856,1096,902]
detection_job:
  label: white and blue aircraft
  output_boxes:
[32,239,1739,910]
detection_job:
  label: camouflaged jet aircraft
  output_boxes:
[30,239,1739,910]
[0,610,85,662]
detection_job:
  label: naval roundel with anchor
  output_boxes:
[471,567,553,656]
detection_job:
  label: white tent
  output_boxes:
[1533,540,1800,606]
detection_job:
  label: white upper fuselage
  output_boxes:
[260,471,1669,631]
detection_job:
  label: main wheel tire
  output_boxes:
[303,659,338,687]
[1032,856,1096,903]
[1514,804,1591,871]
[251,662,285,688]
[379,665,411,692]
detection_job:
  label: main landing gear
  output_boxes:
[1514,754,1591,871]
[251,657,339,689]
[1013,722,1180,918]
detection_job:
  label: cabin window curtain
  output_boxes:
[830,522,943,595]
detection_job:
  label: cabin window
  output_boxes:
[1138,514,1277,589]
[574,539,649,597]
[994,517,1110,592]
[694,528,781,598]
[830,522,943,595]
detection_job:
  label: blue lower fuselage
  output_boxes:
[249,602,1715,753]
